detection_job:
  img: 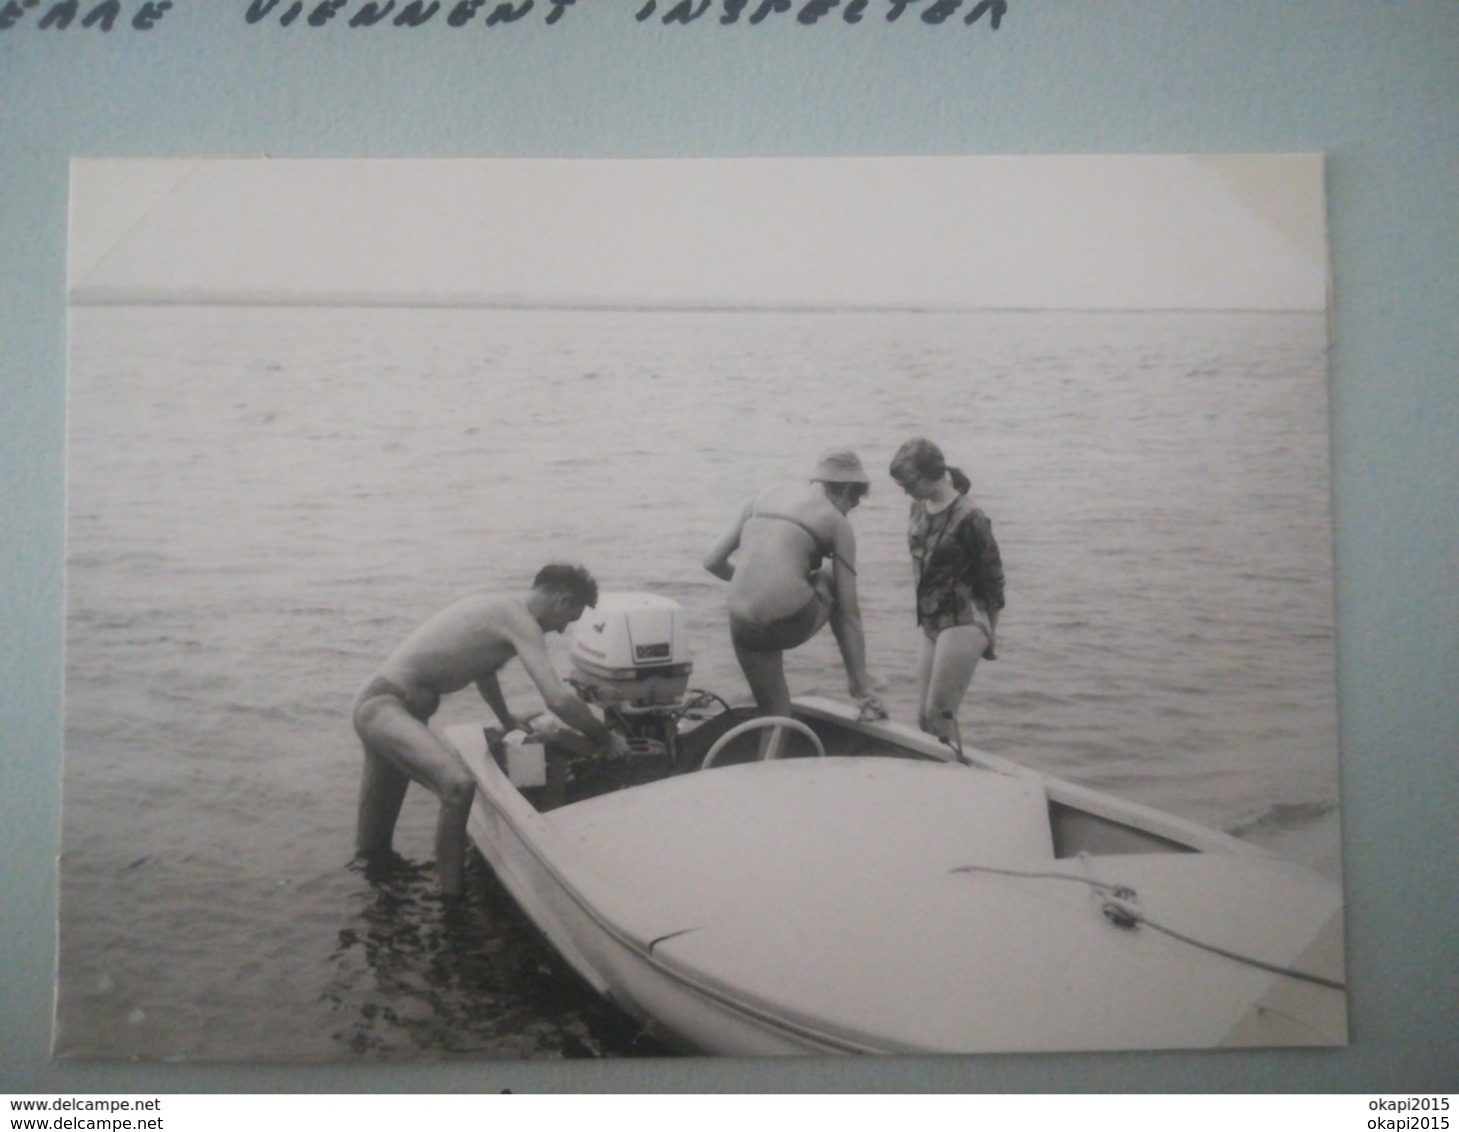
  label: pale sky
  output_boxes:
[69,155,1328,311]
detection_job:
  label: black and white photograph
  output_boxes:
[57,154,1344,1061]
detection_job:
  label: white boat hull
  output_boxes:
[450,698,1345,1055]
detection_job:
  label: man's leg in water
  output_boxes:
[355,741,410,863]
[354,696,477,897]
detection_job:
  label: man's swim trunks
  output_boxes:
[354,675,441,723]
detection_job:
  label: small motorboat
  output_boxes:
[447,593,1346,1056]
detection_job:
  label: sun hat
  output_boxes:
[811,447,871,486]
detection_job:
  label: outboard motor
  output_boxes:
[556,592,712,794]
[569,592,693,708]
[496,592,746,802]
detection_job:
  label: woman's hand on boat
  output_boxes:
[856,694,888,722]
[599,731,632,760]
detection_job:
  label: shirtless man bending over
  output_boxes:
[353,563,628,896]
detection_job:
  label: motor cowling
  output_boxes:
[569,592,692,708]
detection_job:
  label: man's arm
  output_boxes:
[474,672,517,731]
[506,614,619,749]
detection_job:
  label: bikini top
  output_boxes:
[749,509,857,575]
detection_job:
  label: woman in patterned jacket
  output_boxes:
[889,437,1005,744]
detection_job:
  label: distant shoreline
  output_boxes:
[68,291,1324,316]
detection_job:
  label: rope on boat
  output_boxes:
[1135,911,1346,992]
[948,862,1347,992]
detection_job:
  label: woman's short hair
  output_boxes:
[891,437,947,480]
[891,437,970,493]
[533,563,599,609]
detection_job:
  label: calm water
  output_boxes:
[57,303,1341,1060]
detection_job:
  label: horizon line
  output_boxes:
[68,288,1325,317]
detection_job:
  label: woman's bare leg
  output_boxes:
[914,630,937,733]
[734,641,793,717]
[919,624,988,742]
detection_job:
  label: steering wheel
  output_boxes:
[701,715,826,769]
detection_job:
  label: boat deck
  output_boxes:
[447,698,1347,1054]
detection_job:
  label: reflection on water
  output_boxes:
[325,851,677,1059]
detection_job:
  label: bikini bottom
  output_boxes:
[729,596,827,653]
[920,606,997,660]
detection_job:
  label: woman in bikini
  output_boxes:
[889,437,1005,744]
[704,448,884,721]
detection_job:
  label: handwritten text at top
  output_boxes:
[0,0,1009,32]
